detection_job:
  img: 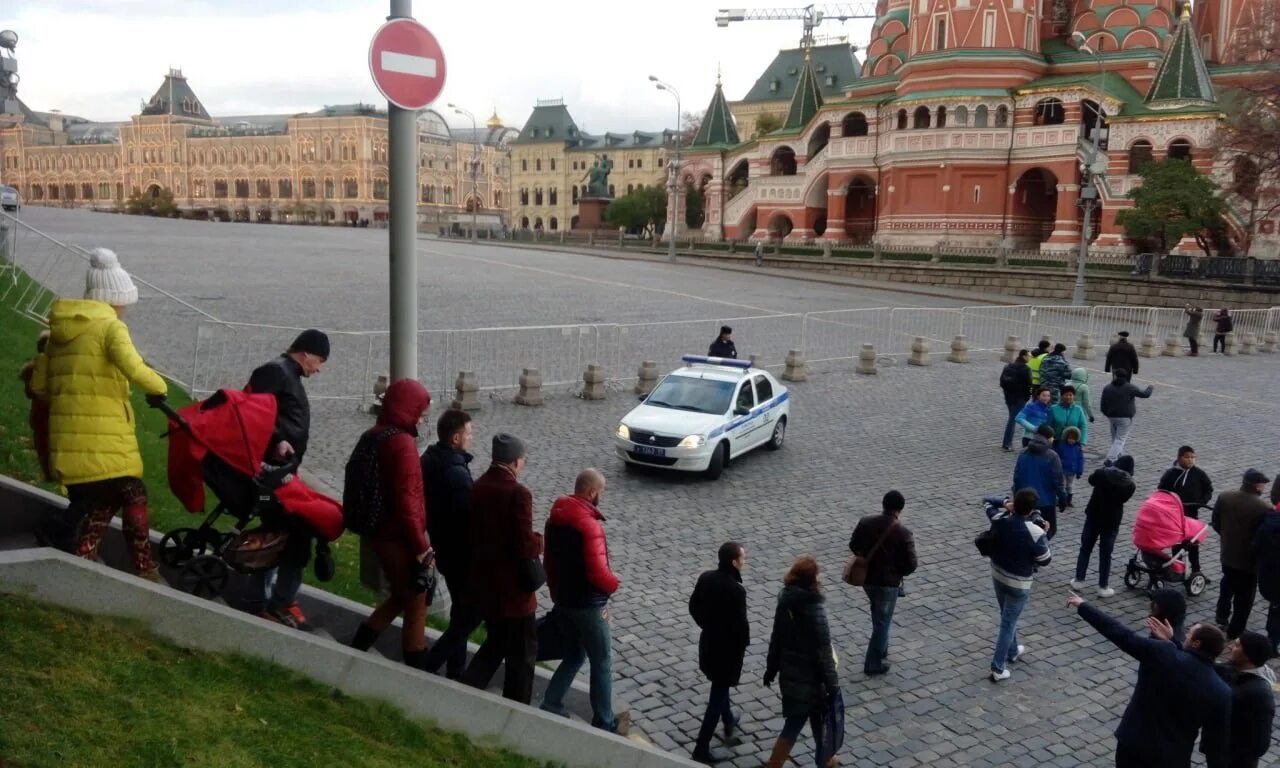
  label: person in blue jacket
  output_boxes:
[1068,592,1230,768]
[1015,386,1053,448]
[1012,425,1066,538]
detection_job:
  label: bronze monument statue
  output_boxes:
[581,154,614,198]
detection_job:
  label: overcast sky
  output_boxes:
[6,0,872,132]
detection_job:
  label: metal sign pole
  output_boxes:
[387,0,418,382]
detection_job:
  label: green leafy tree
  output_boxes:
[123,188,179,218]
[684,182,705,229]
[604,185,667,236]
[753,112,783,138]
[1116,159,1227,257]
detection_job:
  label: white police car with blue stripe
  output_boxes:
[614,355,790,479]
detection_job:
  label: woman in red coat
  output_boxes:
[348,379,434,668]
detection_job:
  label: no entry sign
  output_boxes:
[368,18,447,111]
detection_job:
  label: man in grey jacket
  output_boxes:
[1214,469,1274,639]
[1100,368,1153,462]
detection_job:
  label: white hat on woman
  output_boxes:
[84,248,138,306]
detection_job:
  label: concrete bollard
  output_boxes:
[857,343,877,375]
[1162,334,1181,357]
[1074,333,1095,361]
[1240,331,1257,355]
[947,335,970,364]
[581,363,606,400]
[1001,335,1021,364]
[908,337,932,366]
[1223,332,1238,356]
[782,350,807,382]
[450,371,480,412]
[821,240,833,259]
[634,361,659,395]
[515,368,543,406]
[1138,332,1159,358]
[1262,331,1278,354]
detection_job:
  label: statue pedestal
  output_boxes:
[576,197,611,232]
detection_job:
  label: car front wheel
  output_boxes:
[767,416,787,451]
[704,442,727,480]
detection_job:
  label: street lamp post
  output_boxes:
[649,75,680,264]
[449,103,480,242]
[1070,33,1108,306]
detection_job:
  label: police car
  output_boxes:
[614,355,790,479]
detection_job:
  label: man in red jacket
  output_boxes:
[461,433,542,703]
[540,468,625,733]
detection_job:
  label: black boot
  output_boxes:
[349,623,380,652]
[403,648,431,671]
[691,745,732,765]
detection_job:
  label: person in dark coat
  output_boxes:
[1212,309,1233,353]
[1253,505,1280,651]
[708,326,737,359]
[1072,455,1136,595]
[1218,632,1277,768]
[1038,343,1072,403]
[1012,426,1066,538]
[999,349,1032,451]
[762,555,839,768]
[418,409,478,679]
[1184,305,1204,356]
[849,490,918,675]
[1214,469,1274,639]
[1160,445,1215,575]
[347,379,434,668]
[688,542,750,764]
[244,328,329,630]
[461,433,543,704]
[1069,593,1231,768]
[1100,368,1153,462]
[1104,330,1140,376]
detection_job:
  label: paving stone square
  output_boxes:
[17,208,1280,766]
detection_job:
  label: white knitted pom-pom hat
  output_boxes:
[84,248,138,306]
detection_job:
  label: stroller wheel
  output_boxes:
[1187,572,1208,597]
[180,555,229,599]
[1123,566,1142,590]
[159,527,206,567]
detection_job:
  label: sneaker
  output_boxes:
[1008,645,1025,663]
[1069,579,1088,590]
[990,668,1011,682]
[864,663,891,676]
[284,602,315,632]
[1097,586,1116,598]
[257,609,296,629]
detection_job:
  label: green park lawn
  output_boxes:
[0,593,547,768]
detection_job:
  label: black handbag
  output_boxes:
[516,556,546,593]
[535,608,569,662]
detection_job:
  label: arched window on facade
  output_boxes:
[936,106,947,128]
[1034,98,1065,125]
[1167,139,1192,161]
[842,112,869,137]
[974,106,989,127]
[912,106,931,129]
[572,186,579,204]
[549,217,559,231]
[954,106,969,126]
[549,188,558,205]
[535,188,544,205]
[995,105,1009,127]
[896,109,908,130]
[1127,140,1153,174]
[770,146,797,175]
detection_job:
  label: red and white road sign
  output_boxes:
[368,18,447,111]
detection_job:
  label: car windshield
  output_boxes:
[644,375,735,415]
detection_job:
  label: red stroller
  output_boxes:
[1123,489,1210,595]
[155,389,343,598]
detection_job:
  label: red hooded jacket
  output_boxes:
[544,494,619,608]
[368,379,432,556]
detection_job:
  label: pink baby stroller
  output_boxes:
[1123,489,1210,595]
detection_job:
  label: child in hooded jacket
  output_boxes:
[1070,368,1096,423]
[1055,426,1085,507]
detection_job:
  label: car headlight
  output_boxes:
[616,424,630,440]
[677,434,706,449]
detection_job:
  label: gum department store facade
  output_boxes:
[0,70,518,229]
[679,0,1278,257]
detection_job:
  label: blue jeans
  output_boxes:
[1002,399,1025,449]
[992,580,1030,673]
[863,585,898,672]
[248,564,305,613]
[1075,519,1119,588]
[541,605,616,731]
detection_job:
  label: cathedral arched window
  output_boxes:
[995,105,1009,127]
[912,106,931,129]
[974,106,989,127]
[1127,140,1153,174]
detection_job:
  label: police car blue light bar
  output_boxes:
[681,354,752,369]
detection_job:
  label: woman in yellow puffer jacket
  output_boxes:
[29,248,168,580]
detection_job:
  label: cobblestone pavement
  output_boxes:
[21,208,1280,766]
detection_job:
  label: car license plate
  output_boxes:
[633,445,666,457]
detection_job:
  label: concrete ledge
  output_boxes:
[0,549,696,768]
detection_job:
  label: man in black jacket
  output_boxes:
[1100,368,1153,462]
[999,350,1032,451]
[1069,593,1231,768]
[244,329,329,630]
[850,490,918,675]
[1253,506,1280,651]
[1159,446,1215,575]
[708,326,737,359]
[688,542,750,764]
[1104,330,1141,376]
[1215,469,1274,639]
[419,409,478,678]
[1218,632,1276,768]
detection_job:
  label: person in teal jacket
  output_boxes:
[1047,385,1088,446]
[1071,368,1096,423]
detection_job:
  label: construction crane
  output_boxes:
[715,4,878,49]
